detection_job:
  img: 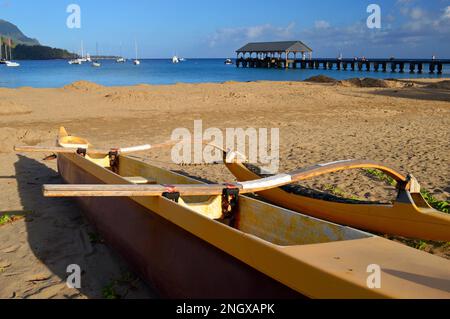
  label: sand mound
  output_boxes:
[426,80,450,90]
[305,75,337,83]
[338,78,407,88]
[0,101,32,116]
[63,81,105,92]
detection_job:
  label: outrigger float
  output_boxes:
[224,159,450,242]
[14,128,450,299]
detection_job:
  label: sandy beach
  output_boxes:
[0,78,449,298]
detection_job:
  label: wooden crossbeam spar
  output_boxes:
[14,139,214,156]
[14,144,152,155]
[15,146,108,155]
[44,184,233,197]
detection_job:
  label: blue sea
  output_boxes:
[0,59,449,88]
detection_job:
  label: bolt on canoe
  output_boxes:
[222,157,450,242]
[14,128,450,298]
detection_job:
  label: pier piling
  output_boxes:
[429,63,436,73]
[418,63,423,73]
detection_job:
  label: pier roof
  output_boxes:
[236,41,312,53]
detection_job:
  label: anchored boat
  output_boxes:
[14,128,450,299]
[92,43,101,68]
[133,39,140,65]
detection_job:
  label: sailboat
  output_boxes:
[68,58,82,65]
[116,43,126,63]
[172,54,180,64]
[133,40,140,65]
[79,41,87,62]
[69,41,84,65]
[5,38,20,67]
[92,42,101,67]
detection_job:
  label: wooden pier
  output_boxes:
[236,42,449,74]
[236,57,449,74]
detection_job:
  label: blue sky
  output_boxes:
[1,0,449,58]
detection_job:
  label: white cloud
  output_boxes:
[204,4,450,57]
[208,23,295,48]
[410,7,425,19]
[443,6,450,19]
[314,20,330,29]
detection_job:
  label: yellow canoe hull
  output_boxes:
[51,128,450,298]
[57,152,450,299]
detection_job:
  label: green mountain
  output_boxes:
[0,19,40,46]
[12,44,76,60]
[0,19,76,59]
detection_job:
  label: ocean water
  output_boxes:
[0,58,449,88]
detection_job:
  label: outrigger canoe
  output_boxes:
[14,128,450,298]
[224,158,450,242]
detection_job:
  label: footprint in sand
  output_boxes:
[26,272,52,282]
[28,283,67,299]
[1,245,21,254]
[0,259,12,270]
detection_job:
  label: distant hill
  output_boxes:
[12,44,76,60]
[0,19,40,46]
[0,19,77,60]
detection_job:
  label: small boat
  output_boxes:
[69,42,85,65]
[225,58,233,65]
[14,127,450,299]
[224,158,450,241]
[133,39,140,65]
[172,55,180,64]
[116,42,126,63]
[5,61,20,67]
[79,41,87,62]
[68,59,82,65]
[179,57,186,62]
[4,40,20,67]
[92,43,101,67]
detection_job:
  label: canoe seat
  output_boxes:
[123,176,157,185]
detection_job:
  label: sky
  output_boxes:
[1,0,449,58]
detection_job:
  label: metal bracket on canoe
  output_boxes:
[396,174,421,194]
[108,149,120,173]
[222,186,239,218]
[43,154,58,161]
[162,192,181,203]
[77,148,87,157]
[406,174,421,194]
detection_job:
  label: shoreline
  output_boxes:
[1,76,449,90]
